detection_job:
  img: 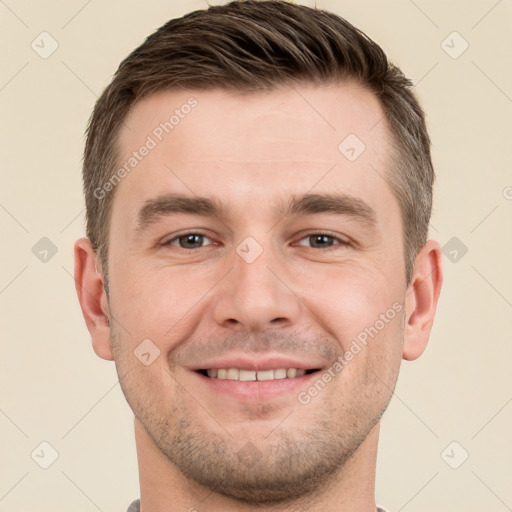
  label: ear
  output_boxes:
[74,238,114,361]
[403,239,443,361]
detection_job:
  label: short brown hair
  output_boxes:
[83,0,434,285]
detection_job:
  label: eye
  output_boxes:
[295,233,349,249]
[162,232,214,249]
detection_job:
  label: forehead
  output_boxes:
[119,82,388,161]
[112,83,397,228]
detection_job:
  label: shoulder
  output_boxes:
[127,498,140,512]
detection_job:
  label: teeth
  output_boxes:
[226,368,239,380]
[204,368,308,380]
[257,369,274,381]
[274,369,287,379]
[239,369,256,381]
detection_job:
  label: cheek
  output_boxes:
[109,261,221,350]
[304,262,405,389]
[303,262,401,345]
[109,243,404,360]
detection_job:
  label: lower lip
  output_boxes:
[193,371,319,400]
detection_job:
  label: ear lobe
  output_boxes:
[74,238,114,361]
[403,239,443,361]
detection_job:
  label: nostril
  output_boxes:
[270,317,287,324]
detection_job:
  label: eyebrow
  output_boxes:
[135,192,377,231]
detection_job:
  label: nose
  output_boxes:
[211,239,302,333]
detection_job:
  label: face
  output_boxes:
[106,83,407,503]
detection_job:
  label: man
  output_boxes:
[74,1,443,511]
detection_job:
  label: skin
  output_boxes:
[74,82,443,512]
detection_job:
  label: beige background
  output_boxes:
[1,0,511,511]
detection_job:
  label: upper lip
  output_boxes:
[189,354,324,372]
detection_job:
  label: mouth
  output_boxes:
[188,354,328,401]
[193,366,324,401]
[197,368,321,381]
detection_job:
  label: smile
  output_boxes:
[198,368,319,381]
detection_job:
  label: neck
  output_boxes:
[134,417,380,512]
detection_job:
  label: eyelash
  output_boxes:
[161,231,350,251]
